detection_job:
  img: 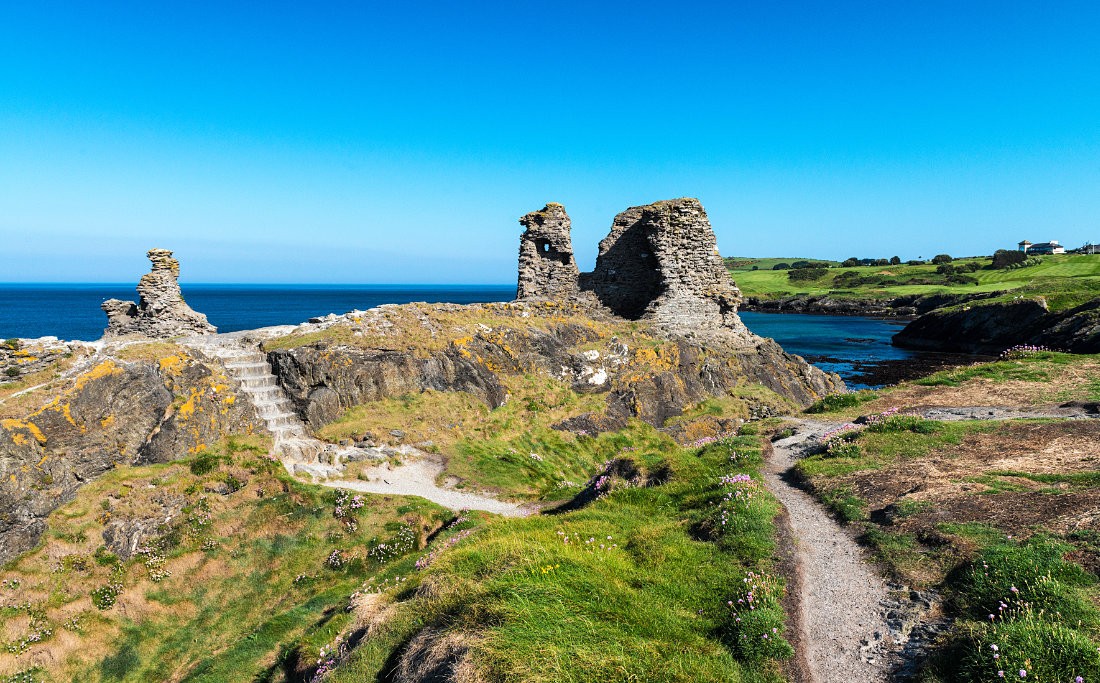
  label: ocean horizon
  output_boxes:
[0,283,518,341]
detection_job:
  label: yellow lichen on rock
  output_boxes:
[1,418,48,445]
[73,360,122,391]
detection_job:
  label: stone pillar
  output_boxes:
[517,203,580,300]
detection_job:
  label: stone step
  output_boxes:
[239,376,277,389]
[229,368,273,380]
[243,386,284,401]
[261,410,298,422]
[225,361,269,371]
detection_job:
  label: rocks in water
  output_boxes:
[893,297,1100,354]
[518,198,744,333]
[102,248,216,338]
[517,203,580,300]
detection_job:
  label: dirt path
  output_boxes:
[764,419,892,683]
[322,458,531,517]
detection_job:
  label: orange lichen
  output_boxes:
[158,354,187,376]
[73,360,121,390]
[2,418,48,445]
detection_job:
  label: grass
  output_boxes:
[796,420,996,479]
[319,374,789,501]
[0,436,449,682]
[2,400,795,682]
[805,390,877,414]
[939,536,1100,682]
[328,431,793,683]
[729,253,1100,308]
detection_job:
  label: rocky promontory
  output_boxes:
[893,297,1100,353]
[264,198,841,439]
[0,347,261,562]
[1,199,844,563]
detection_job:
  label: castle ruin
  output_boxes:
[517,198,743,332]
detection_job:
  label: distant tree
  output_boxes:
[790,260,813,269]
[889,256,901,265]
[751,265,759,271]
[787,267,829,282]
[906,260,925,266]
[841,257,860,268]
[872,258,890,266]
[931,254,953,264]
[992,249,1027,269]
[772,263,791,270]
[936,264,957,275]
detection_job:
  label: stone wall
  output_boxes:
[102,248,216,338]
[517,197,744,333]
[517,203,580,300]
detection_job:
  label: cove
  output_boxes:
[739,311,982,389]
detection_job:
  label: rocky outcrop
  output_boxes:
[265,309,842,436]
[743,292,1001,318]
[894,298,1100,353]
[0,349,260,562]
[102,249,216,338]
[268,345,508,428]
[518,198,743,332]
[517,203,580,300]
[0,338,81,381]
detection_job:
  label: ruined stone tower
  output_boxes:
[517,203,580,300]
[102,248,217,338]
[583,198,742,330]
[516,197,743,333]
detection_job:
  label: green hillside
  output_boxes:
[730,254,1100,310]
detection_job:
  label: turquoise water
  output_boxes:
[0,285,943,387]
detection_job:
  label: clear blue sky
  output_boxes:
[2,1,1098,283]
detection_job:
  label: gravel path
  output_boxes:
[323,458,532,517]
[764,420,892,683]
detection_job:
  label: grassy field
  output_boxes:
[327,426,793,683]
[727,253,1100,307]
[794,350,1100,681]
[1,415,796,682]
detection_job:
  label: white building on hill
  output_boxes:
[1017,240,1065,255]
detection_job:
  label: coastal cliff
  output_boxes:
[894,297,1100,353]
[0,346,260,562]
[264,199,840,440]
[0,197,841,564]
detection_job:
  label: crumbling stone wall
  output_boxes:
[102,249,216,338]
[517,203,580,300]
[518,197,743,332]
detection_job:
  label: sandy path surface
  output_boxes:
[322,458,532,517]
[764,420,892,683]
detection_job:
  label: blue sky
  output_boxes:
[2,1,1098,283]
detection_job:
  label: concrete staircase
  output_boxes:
[201,344,338,478]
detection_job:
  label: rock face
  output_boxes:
[265,307,843,437]
[268,344,508,429]
[518,198,743,332]
[517,203,580,300]
[0,350,260,563]
[893,298,1100,354]
[102,249,216,338]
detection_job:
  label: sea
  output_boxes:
[0,284,966,389]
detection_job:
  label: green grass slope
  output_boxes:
[729,254,1100,309]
